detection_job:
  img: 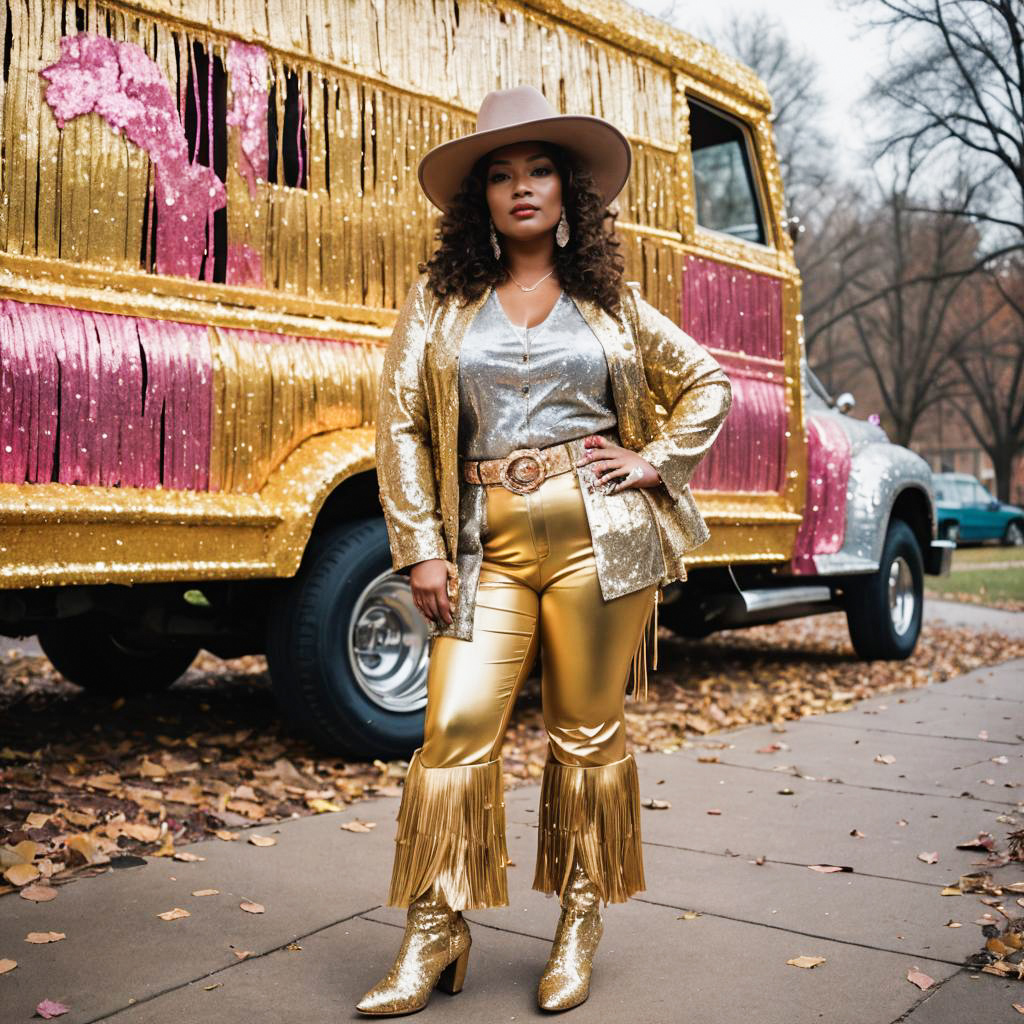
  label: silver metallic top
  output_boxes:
[458,289,618,458]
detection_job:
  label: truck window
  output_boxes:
[688,98,766,245]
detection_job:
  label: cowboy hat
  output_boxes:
[417,85,632,213]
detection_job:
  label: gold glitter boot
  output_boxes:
[537,857,604,1011]
[355,883,471,1016]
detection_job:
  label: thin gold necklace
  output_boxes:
[506,267,556,292]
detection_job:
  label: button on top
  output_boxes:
[521,384,529,394]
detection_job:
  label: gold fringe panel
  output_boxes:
[387,748,510,912]
[628,585,661,703]
[532,752,646,906]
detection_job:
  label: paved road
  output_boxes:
[2,652,1022,1023]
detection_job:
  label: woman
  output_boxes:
[357,86,732,1016]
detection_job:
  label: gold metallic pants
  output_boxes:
[387,468,654,912]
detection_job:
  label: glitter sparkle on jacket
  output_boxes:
[374,272,733,642]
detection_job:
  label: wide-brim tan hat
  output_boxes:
[417,85,632,213]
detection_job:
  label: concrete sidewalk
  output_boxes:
[2,660,1023,1023]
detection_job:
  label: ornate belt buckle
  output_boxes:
[499,447,546,494]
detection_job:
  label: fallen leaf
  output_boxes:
[233,949,254,959]
[203,983,222,991]
[25,932,65,944]
[240,900,265,914]
[874,754,896,765]
[956,832,996,851]
[157,907,190,921]
[697,754,719,764]
[979,730,989,740]
[173,851,206,863]
[84,773,121,790]
[787,955,826,969]
[907,968,934,991]
[940,886,962,896]
[808,864,853,874]
[706,808,722,815]
[340,821,376,833]
[677,911,701,920]
[248,835,277,847]
[917,852,939,864]
[307,798,344,813]
[192,889,219,897]
[3,862,39,886]
[850,829,865,838]
[213,830,239,841]
[944,920,962,928]
[1012,1004,1024,1014]
[35,999,70,1019]
[0,959,16,974]
[991,756,1009,765]
[19,884,57,902]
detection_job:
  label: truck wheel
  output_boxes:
[37,614,198,694]
[1002,521,1024,546]
[265,518,430,760]
[844,519,923,660]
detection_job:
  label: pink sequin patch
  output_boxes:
[39,33,227,279]
[684,254,783,360]
[791,413,852,573]
[0,300,212,490]
[683,254,787,493]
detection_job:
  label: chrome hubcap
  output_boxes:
[348,571,429,713]
[888,555,916,636]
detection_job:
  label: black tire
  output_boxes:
[844,519,923,660]
[265,518,429,759]
[37,613,198,695]
[1002,520,1024,547]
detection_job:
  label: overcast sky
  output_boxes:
[631,0,888,173]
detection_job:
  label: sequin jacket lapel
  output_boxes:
[374,272,733,639]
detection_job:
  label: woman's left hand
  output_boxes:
[575,435,662,493]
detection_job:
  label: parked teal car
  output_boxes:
[933,473,1024,545]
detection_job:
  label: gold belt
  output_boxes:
[462,442,576,494]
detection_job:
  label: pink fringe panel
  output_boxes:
[0,300,212,490]
[791,413,852,574]
[690,363,787,493]
[683,253,783,360]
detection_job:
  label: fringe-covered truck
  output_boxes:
[0,0,952,757]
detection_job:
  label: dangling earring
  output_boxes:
[555,205,570,248]
[489,219,502,261]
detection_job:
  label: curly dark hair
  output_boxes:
[419,143,625,316]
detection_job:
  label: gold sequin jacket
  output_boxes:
[375,273,733,642]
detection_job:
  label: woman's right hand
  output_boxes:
[409,558,453,626]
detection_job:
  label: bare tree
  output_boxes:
[843,0,1024,255]
[820,160,994,446]
[951,265,1024,501]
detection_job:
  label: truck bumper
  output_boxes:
[924,539,955,576]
